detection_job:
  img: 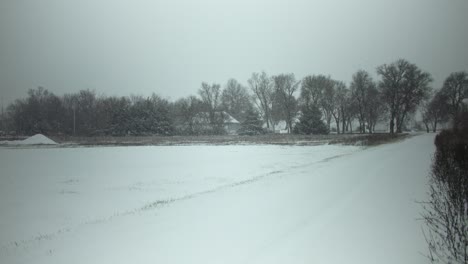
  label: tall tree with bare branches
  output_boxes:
[377,59,432,133]
[332,81,347,134]
[272,73,300,133]
[221,78,253,122]
[248,72,274,130]
[199,82,223,131]
[350,70,375,133]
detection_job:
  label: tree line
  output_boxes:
[0,58,466,136]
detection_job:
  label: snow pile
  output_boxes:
[0,134,57,145]
[18,134,57,145]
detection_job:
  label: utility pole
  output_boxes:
[73,105,76,136]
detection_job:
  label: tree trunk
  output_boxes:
[341,109,346,134]
[332,113,340,134]
[396,112,407,134]
[453,114,459,131]
[335,118,340,134]
[265,107,270,129]
[396,117,403,133]
[390,116,395,134]
[395,112,401,133]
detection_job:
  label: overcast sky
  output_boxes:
[1,0,467,105]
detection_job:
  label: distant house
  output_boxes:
[263,113,301,134]
[263,121,286,134]
[223,113,241,134]
[194,111,240,134]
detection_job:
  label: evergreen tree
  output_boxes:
[294,105,329,135]
[237,109,266,135]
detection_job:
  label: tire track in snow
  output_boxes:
[0,151,358,256]
[0,169,286,256]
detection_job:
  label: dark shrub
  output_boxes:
[293,105,329,135]
[422,128,468,264]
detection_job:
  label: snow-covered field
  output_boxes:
[0,134,435,264]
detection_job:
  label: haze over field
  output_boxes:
[1,0,468,103]
[0,1,466,263]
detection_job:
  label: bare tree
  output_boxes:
[173,95,203,135]
[335,85,358,134]
[350,70,375,133]
[199,82,221,111]
[272,73,300,133]
[348,70,385,133]
[221,78,253,122]
[440,71,468,130]
[332,81,347,134]
[301,78,355,134]
[377,59,432,133]
[198,82,223,131]
[321,81,335,131]
[300,75,335,130]
[366,83,385,133]
[300,75,329,107]
[248,72,274,130]
[270,89,285,127]
[422,91,449,133]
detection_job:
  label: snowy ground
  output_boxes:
[0,134,435,264]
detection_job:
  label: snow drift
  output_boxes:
[0,134,57,145]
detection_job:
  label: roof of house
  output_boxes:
[224,113,240,124]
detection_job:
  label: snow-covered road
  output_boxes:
[0,134,435,263]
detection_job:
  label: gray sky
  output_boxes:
[1,0,467,105]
